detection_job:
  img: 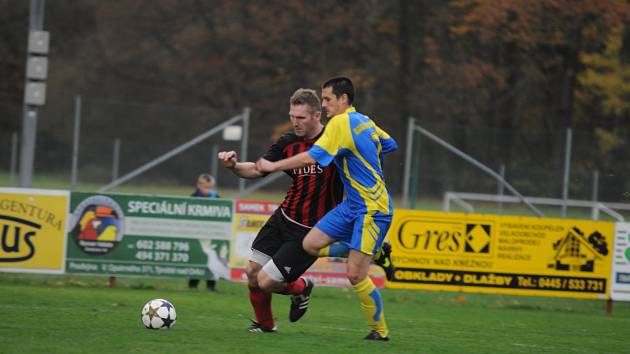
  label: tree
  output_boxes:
[0,0,28,135]
[420,0,630,197]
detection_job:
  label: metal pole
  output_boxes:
[9,132,19,185]
[414,125,545,217]
[29,0,45,28]
[591,169,599,220]
[19,0,46,188]
[210,143,219,186]
[402,117,415,208]
[561,128,572,218]
[409,133,421,209]
[19,110,38,187]
[112,138,120,182]
[497,163,505,214]
[443,192,452,212]
[239,107,250,193]
[591,169,599,202]
[70,95,81,191]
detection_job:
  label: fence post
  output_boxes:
[210,143,219,187]
[443,192,451,212]
[497,163,505,214]
[402,117,415,208]
[591,169,599,220]
[561,128,572,218]
[239,107,250,194]
[70,95,82,191]
[409,133,421,209]
[111,138,120,182]
[9,132,19,185]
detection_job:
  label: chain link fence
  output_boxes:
[405,118,630,218]
[0,98,294,196]
[3,101,629,219]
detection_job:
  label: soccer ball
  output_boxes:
[141,299,177,330]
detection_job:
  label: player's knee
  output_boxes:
[257,272,278,292]
[347,267,368,285]
[246,263,262,287]
[302,238,319,257]
[347,272,364,285]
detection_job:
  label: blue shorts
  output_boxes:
[315,203,392,255]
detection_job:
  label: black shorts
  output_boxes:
[251,208,317,282]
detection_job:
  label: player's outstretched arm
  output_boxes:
[256,152,315,173]
[217,150,264,179]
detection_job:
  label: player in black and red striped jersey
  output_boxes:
[219,88,337,332]
[218,88,392,333]
[262,126,344,228]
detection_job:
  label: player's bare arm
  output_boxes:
[255,152,315,173]
[218,150,264,179]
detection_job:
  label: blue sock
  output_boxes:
[319,242,350,257]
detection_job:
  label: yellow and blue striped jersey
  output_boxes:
[307,107,397,215]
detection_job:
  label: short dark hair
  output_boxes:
[290,88,321,114]
[322,76,354,104]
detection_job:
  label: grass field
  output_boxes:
[1,273,629,354]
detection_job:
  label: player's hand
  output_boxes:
[255,158,275,173]
[218,151,237,169]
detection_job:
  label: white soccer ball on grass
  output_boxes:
[141,298,177,330]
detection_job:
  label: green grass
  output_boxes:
[0,273,628,354]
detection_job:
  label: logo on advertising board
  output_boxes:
[235,200,280,214]
[70,195,124,255]
[465,224,491,253]
[238,217,266,229]
[548,226,608,272]
[396,217,493,257]
[0,215,41,262]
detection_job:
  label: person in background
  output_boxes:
[192,173,219,198]
[189,173,219,291]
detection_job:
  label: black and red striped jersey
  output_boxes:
[262,129,344,227]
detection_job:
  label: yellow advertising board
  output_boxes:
[229,200,277,269]
[388,209,614,299]
[0,188,69,274]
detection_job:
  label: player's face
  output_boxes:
[289,104,321,138]
[321,87,345,118]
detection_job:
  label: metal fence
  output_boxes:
[3,104,630,220]
[402,117,630,219]
[0,97,294,195]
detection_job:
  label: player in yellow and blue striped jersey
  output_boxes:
[256,77,397,341]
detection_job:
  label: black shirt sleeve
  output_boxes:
[262,133,294,162]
